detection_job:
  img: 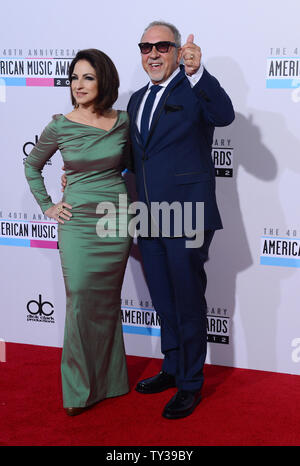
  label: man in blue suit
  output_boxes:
[128,21,235,419]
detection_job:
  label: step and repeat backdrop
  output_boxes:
[1,1,300,375]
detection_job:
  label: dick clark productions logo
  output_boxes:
[26,294,55,323]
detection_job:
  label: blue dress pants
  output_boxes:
[138,230,214,391]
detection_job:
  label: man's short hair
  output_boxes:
[141,21,182,47]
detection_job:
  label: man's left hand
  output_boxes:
[182,34,202,76]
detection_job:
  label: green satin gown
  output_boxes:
[25,111,132,407]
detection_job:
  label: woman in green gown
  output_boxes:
[25,49,132,416]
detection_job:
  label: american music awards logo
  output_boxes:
[260,227,300,268]
[0,48,78,87]
[207,306,230,344]
[121,298,161,337]
[121,297,230,344]
[0,210,58,250]
[266,47,300,102]
[212,137,234,178]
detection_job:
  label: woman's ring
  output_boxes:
[57,205,63,216]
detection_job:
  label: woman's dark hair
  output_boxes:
[68,48,119,113]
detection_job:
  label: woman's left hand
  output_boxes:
[45,201,72,224]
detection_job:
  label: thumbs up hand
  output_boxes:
[182,34,202,76]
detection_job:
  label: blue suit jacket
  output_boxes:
[127,66,235,233]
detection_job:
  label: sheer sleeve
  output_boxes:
[24,117,59,213]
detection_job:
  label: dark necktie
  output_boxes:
[140,85,162,144]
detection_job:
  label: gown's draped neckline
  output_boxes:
[61,110,121,133]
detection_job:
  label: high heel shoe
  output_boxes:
[65,406,90,416]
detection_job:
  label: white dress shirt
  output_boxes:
[136,64,204,131]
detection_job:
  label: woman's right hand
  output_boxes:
[45,201,72,224]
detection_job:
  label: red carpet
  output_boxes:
[1,342,300,447]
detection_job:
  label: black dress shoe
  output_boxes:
[162,389,202,419]
[135,371,176,394]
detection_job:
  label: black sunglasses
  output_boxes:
[138,41,179,54]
